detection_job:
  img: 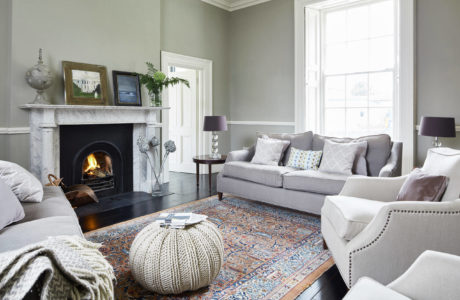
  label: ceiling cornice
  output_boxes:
[202,0,273,12]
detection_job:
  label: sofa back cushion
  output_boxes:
[257,131,313,166]
[422,147,460,202]
[313,134,392,176]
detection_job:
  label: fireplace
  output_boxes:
[60,124,133,197]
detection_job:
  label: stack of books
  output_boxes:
[154,213,207,229]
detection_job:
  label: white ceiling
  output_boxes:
[202,0,273,12]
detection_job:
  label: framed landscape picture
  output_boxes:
[112,71,142,106]
[62,61,108,105]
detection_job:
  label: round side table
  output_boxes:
[193,155,226,193]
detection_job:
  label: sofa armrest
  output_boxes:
[379,142,403,177]
[388,250,460,300]
[340,175,408,202]
[226,146,255,163]
[345,200,460,287]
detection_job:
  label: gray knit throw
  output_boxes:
[0,236,115,300]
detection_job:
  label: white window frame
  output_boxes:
[295,0,414,174]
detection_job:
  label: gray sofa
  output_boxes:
[0,186,83,253]
[217,132,402,215]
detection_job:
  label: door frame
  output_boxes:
[161,51,213,178]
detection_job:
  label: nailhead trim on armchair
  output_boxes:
[348,209,460,287]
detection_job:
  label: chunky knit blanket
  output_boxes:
[0,236,115,300]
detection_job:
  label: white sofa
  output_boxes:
[321,147,460,288]
[344,250,460,300]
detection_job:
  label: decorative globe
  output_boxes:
[129,220,224,294]
[25,48,54,104]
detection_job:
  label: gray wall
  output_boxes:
[0,0,231,167]
[416,0,460,165]
[0,1,11,162]
[228,0,295,149]
[161,0,231,153]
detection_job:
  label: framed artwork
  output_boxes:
[62,61,108,105]
[112,71,142,106]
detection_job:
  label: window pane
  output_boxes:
[347,5,369,41]
[325,76,345,108]
[346,74,368,107]
[346,108,368,137]
[347,40,368,72]
[370,0,394,38]
[325,108,346,136]
[325,43,347,74]
[369,107,393,135]
[369,36,394,70]
[326,10,346,43]
[369,72,393,107]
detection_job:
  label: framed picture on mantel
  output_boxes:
[62,61,108,106]
[112,71,142,106]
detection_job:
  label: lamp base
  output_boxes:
[433,137,442,147]
[211,132,221,159]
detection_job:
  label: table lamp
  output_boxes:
[419,116,456,147]
[203,116,227,159]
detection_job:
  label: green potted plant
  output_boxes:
[138,62,190,107]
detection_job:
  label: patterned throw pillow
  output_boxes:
[286,147,323,170]
[319,140,367,175]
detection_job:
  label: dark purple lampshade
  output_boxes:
[203,116,228,132]
[419,116,456,138]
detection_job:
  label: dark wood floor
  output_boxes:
[78,172,348,299]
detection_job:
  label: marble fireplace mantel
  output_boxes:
[20,104,170,193]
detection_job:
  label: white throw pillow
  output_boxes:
[319,140,367,175]
[0,178,25,230]
[0,160,43,203]
[422,147,460,202]
[251,137,290,166]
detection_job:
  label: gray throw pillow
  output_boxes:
[0,178,25,230]
[397,168,448,202]
[251,137,290,166]
[319,140,367,175]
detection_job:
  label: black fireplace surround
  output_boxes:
[60,124,133,197]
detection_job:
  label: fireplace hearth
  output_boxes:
[60,124,133,197]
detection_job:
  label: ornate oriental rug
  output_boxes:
[84,196,333,299]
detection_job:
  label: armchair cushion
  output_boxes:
[422,147,460,202]
[322,196,386,240]
[344,277,410,300]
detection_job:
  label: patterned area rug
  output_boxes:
[84,196,333,299]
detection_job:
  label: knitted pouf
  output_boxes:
[129,220,224,294]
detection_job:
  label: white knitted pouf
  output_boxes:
[129,220,224,294]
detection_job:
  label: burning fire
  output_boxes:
[84,153,101,174]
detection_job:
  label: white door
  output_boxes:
[168,67,198,173]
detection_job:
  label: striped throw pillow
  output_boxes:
[286,147,322,170]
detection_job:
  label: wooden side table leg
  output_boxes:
[208,164,212,193]
[196,162,200,187]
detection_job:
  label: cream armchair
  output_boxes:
[321,147,460,288]
[344,250,460,300]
